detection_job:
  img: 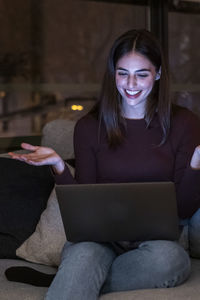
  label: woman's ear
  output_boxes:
[155,73,160,80]
[155,67,161,81]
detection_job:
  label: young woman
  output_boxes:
[9,29,200,300]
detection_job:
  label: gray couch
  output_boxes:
[1,258,200,300]
[1,119,200,300]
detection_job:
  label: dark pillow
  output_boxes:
[0,157,54,258]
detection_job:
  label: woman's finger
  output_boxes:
[21,143,39,151]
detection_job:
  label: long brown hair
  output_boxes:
[91,29,171,147]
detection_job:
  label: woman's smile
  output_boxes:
[125,89,142,98]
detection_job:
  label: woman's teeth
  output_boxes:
[126,90,140,96]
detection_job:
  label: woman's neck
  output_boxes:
[122,101,146,120]
[122,107,145,120]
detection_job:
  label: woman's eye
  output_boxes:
[118,72,128,76]
[137,74,148,78]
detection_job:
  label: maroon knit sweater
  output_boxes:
[55,105,200,219]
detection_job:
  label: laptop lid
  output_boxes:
[56,182,179,243]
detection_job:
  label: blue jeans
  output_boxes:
[187,208,200,257]
[45,239,191,300]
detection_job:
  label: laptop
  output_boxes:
[55,182,180,243]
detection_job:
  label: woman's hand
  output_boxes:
[190,145,200,170]
[8,143,65,175]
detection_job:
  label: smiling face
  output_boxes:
[115,51,158,119]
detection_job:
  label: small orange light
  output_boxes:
[71,105,84,111]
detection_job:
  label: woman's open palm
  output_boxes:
[8,143,61,166]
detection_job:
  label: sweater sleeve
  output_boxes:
[54,115,98,185]
[173,110,200,219]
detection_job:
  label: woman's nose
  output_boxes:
[127,75,137,88]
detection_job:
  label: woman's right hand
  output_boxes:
[8,143,65,175]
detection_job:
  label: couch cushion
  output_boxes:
[0,157,54,258]
[0,259,56,300]
[16,188,66,266]
[41,119,76,160]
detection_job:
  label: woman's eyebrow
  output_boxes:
[136,68,151,72]
[116,67,151,72]
[116,67,128,71]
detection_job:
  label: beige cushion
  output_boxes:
[41,119,76,160]
[16,187,65,266]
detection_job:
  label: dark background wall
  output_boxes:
[0,0,199,137]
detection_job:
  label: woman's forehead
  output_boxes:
[116,51,156,70]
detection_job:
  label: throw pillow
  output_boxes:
[0,157,54,258]
[16,163,75,266]
[16,188,66,266]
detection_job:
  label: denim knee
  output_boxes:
[61,241,115,262]
[46,242,116,300]
[142,240,191,288]
[59,241,116,278]
[102,240,191,293]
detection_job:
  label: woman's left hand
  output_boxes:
[190,145,200,170]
